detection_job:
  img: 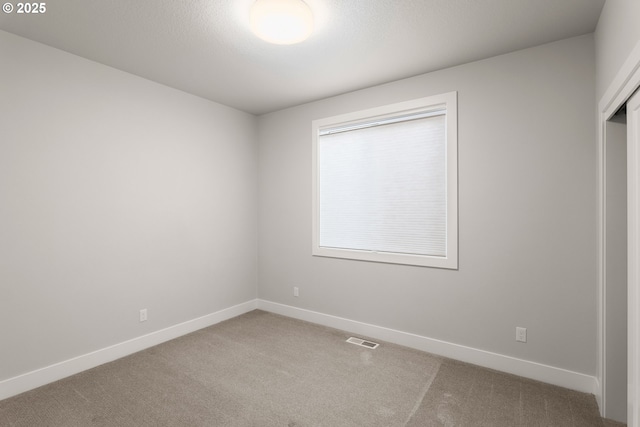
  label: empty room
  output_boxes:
[1,0,640,426]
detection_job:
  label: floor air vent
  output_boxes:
[346,337,379,349]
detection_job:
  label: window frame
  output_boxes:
[311,91,458,269]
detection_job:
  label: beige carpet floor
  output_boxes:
[0,310,624,426]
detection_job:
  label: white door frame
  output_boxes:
[598,40,640,424]
[627,87,640,427]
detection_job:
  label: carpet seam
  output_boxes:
[403,360,442,426]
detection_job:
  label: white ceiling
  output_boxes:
[0,0,605,115]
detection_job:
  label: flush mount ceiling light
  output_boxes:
[250,0,314,45]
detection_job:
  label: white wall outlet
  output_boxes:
[516,327,527,343]
[293,286,299,297]
[139,308,148,322]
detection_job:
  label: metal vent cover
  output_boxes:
[346,337,379,349]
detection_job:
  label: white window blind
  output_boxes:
[318,112,447,257]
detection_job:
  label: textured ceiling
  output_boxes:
[0,0,605,115]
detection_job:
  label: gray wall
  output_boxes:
[595,0,640,100]
[604,119,628,422]
[0,30,258,381]
[257,35,597,375]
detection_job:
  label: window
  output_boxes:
[312,92,457,269]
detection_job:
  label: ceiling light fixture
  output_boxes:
[250,0,314,45]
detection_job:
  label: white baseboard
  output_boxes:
[257,299,598,395]
[1,298,598,402]
[0,299,258,401]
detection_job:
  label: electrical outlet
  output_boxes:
[516,327,527,343]
[139,309,148,322]
[293,287,299,297]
